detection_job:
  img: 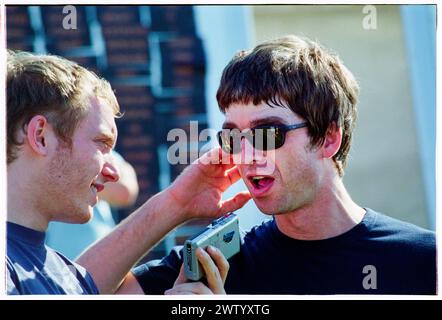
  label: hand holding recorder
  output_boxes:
[164,213,240,294]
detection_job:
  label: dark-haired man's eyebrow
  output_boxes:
[222,116,288,130]
[249,116,287,128]
[222,121,238,129]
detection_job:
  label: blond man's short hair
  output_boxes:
[7,50,120,164]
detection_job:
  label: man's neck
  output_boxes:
[7,162,49,232]
[274,176,365,241]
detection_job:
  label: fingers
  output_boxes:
[165,282,213,295]
[197,147,234,169]
[218,191,252,216]
[196,247,227,294]
[167,263,213,295]
[224,166,241,188]
[173,264,188,286]
[166,247,229,295]
[195,147,243,194]
[217,166,241,192]
[206,246,229,283]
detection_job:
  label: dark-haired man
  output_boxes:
[121,35,436,295]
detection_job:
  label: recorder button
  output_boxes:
[211,217,222,226]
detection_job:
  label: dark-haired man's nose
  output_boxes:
[102,162,120,183]
[237,135,270,168]
[241,138,258,165]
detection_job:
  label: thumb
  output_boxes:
[174,264,188,285]
[218,191,252,216]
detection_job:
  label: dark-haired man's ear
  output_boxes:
[322,123,342,159]
[25,115,54,157]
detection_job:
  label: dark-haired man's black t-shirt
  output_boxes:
[132,209,436,294]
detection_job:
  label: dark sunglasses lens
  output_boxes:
[219,131,243,154]
[253,128,266,150]
[218,131,232,153]
[218,127,288,154]
[274,128,284,149]
[253,128,284,151]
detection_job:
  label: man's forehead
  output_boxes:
[85,97,118,137]
[223,102,299,128]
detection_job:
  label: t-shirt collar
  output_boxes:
[270,208,376,245]
[7,221,46,247]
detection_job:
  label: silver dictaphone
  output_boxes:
[183,213,240,281]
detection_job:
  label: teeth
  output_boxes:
[252,176,266,181]
[91,185,97,193]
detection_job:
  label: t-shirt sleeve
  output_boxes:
[412,230,437,294]
[132,246,183,294]
[6,258,20,295]
[53,250,100,294]
[69,261,100,294]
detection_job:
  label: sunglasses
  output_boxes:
[217,122,308,154]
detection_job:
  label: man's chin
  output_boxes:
[58,208,92,224]
[82,207,94,223]
[254,198,295,216]
[253,199,279,215]
[75,215,92,224]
